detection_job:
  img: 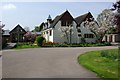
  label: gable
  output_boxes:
[60,11,74,23]
[10,24,26,34]
[49,10,75,28]
[75,12,93,26]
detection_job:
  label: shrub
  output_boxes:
[36,36,45,46]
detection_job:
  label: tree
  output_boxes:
[59,25,73,44]
[36,36,45,46]
[83,9,115,42]
[24,32,37,43]
[111,0,120,33]
[32,22,44,32]
[0,21,5,34]
[0,21,5,50]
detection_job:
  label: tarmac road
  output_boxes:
[2,46,117,78]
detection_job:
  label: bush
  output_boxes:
[36,36,45,46]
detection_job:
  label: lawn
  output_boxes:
[14,42,40,49]
[78,49,119,80]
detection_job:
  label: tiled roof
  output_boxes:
[43,10,74,30]
[75,12,93,25]
[10,24,26,33]
[43,11,93,30]
[2,30,10,36]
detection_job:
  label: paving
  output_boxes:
[2,46,118,78]
[4,43,16,49]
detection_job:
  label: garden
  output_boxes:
[14,35,111,49]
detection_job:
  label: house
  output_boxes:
[9,24,26,42]
[42,10,97,44]
[2,24,27,43]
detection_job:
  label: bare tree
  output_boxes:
[0,21,5,50]
[59,25,73,44]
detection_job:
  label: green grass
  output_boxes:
[14,43,40,49]
[78,49,119,80]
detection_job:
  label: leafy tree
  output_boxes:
[36,36,45,46]
[83,9,115,42]
[32,22,44,32]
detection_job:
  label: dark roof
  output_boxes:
[75,12,93,25]
[47,15,52,20]
[43,11,93,30]
[49,15,61,28]
[2,30,10,36]
[49,10,74,29]
[10,24,26,33]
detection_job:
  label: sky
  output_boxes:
[0,1,116,31]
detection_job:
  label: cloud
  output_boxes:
[2,4,16,10]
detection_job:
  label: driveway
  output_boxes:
[2,46,117,78]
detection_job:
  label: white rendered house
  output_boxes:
[42,10,97,44]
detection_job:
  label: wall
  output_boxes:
[53,21,78,43]
[80,22,97,43]
[42,28,53,42]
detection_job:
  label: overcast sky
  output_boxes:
[0,1,116,31]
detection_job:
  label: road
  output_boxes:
[2,46,117,78]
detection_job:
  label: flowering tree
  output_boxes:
[83,9,115,42]
[59,25,73,44]
[24,32,37,43]
[111,0,120,33]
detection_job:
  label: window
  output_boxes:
[46,31,48,34]
[77,29,81,32]
[61,21,66,26]
[49,30,52,36]
[78,34,81,37]
[61,21,72,26]
[84,34,94,38]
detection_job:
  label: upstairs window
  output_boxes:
[61,21,72,26]
[61,21,66,26]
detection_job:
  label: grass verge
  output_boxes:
[78,49,119,80]
[14,43,40,49]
